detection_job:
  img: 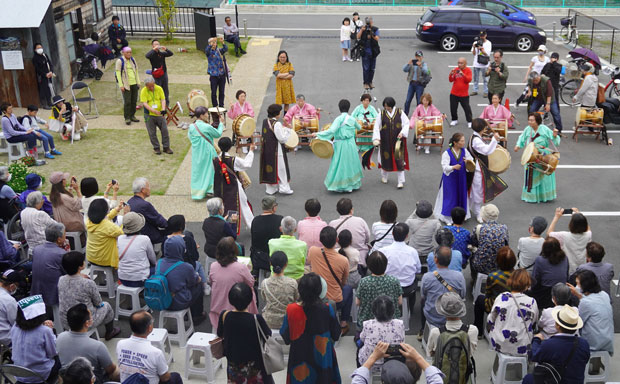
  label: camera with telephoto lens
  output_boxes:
[474,37,483,48]
[490,61,499,70]
[365,17,372,28]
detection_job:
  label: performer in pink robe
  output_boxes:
[479,93,515,129]
[227,89,255,120]
[409,93,445,154]
[283,94,321,127]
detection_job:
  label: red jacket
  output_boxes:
[449,67,473,97]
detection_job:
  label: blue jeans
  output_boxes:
[36,129,55,152]
[195,262,206,284]
[336,284,353,323]
[472,67,488,93]
[6,133,37,150]
[404,82,425,116]
[529,98,563,132]
[362,53,377,85]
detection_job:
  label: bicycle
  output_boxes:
[560,15,579,49]
[601,65,620,98]
[560,57,587,106]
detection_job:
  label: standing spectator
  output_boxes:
[340,18,353,62]
[444,207,472,268]
[117,310,183,384]
[19,173,53,217]
[49,172,85,234]
[548,207,591,274]
[541,52,562,102]
[1,103,40,157]
[32,43,55,108]
[115,46,140,125]
[448,57,473,128]
[57,304,120,383]
[281,273,341,383]
[357,17,380,90]
[145,39,173,106]
[108,16,128,56]
[530,237,568,310]
[308,226,352,334]
[488,269,538,356]
[22,105,62,158]
[297,198,327,252]
[522,305,590,384]
[250,196,282,277]
[470,204,509,277]
[260,251,299,329]
[140,76,172,155]
[127,177,168,246]
[350,12,363,62]
[117,212,156,287]
[486,49,508,104]
[370,200,398,253]
[0,270,18,345]
[403,50,431,115]
[205,37,228,108]
[86,199,125,269]
[223,17,246,57]
[427,292,478,360]
[576,242,614,297]
[406,200,441,261]
[358,295,405,367]
[538,283,579,338]
[426,229,463,272]
[268,216,307,281]
[338,230,361,289]
[573,63,598,107]
[527,71,563,133]
[21,192,57,250]
[524,44,550,82]
[471,30,492,98]
[329,198,371,269]
[517,216,547,271]
[273,51,296,113]
[202,197,237,279]
[31,222,66,310]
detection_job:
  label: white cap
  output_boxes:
[537,44,547,53]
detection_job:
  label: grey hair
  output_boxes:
[296,94,305,101]
[206,197,223,216]
[45,222,65,243]
[281,216,297,235]
[26,191,43,208]
[132,177,149,194]
[529,71,541,79]
[59,357,93,384]
[0,166,8,182]
[144,75,155,84]
[551,282,572,306]
[435,246,452,267]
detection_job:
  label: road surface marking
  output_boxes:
[450,65,530,69]
[563,212,620,216]
[477,103,571,107]
[438,51,536,55]
[506,130,620,134]
[556,165,620,169]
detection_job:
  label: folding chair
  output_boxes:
[71,81,99,119]
[0,364,46,384]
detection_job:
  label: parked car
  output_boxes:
[440,0,536,25]
[416,6,546,52]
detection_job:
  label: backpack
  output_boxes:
[144,260,184,311]
[16,115,32,126]
[432,324,475,384]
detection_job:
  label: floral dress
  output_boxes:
[273,61,295,105]
[358,319,405,366]
[488,292,538,356]
[471,221,509,275]
[355,275,403,328]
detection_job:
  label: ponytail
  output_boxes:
[449,132,464,148]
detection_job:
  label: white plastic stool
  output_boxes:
[148,328,174,364]
[584,350,610,383]
[89,264,116,298]
[52,305,64,334]
[184,332,222,383]
[86,327,100,341]
[351,289,358,324]
[66,231,85,253]
[613,279,620,297]
[401,296,410,332]
[159,308,194,347]
[491,352,528,384]
[0,132,8,154]
[421,321,437,356]
[7,142,27,163]
[115,285,147,320]
[473,273,488,299]
[483,313,493,350]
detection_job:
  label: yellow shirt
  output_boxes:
[140,85,166,116]
[86,209,123,268]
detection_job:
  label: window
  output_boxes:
[432,12,461,24]
[421,10,435,22]
[64,14,76,61]
[463,0,482,5]
[93,0,105,21]
[480,13,504,26]
[486,1,507,13]
[460,12,480,25]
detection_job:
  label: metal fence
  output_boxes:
[111,6,214,35]
[228,0,620,6]
[568,9,620,66]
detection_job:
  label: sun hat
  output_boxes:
[552,304,583,330]
[122,212,146,235]
[435,291,467,318]
[51,95,65,105]
[49,171,70,185]
[25,173,42,190]
[480,204,499,222]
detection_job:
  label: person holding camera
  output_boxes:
[403,50,431,116]
[205,36,229,109]
[350,12,364,62]
[145,39,173,106]
[357,17,380,90]
[140,76,172,155]
[486,49,509,104]
[471,30,492,97]
[448,58,473,128]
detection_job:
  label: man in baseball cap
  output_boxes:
[403,49,430,116]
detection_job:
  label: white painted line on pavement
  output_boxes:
[566,211,620,216]
[438,51,535,55]
[506,130,620,134]
[557,165,620,169]
[242,27,416,31]
[469,83,526,86]
[476,103,570,107]
[450,65,530,69]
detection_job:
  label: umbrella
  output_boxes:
[568,47,601,68]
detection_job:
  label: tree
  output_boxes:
[154,0,177,40]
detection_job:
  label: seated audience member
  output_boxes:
[308,226,353,334]
[444,207,471,269]
[209,237,257,333]
[406,200,442,260]
[58,251,119,339]
[223,17,246,56]
[530,237,568,310]
[10,295,59,384]
[57,304,120,383]
[49,172,86,234]
[473,245,515,335]
[351,341,445,384]
[0,234,19,265]
[358,295,405,367]
[164,215,207,294]
[356,251,403,329]
[517,216,547,271]
[297,198,327,251]
[21,105,62,159]
[117,212,156,287]
[548,207,592,274]
[381,223,420,316]
[218,283,273,383]
[117,310,183,384]
[268,216,307,280]
[127,177,168,245]
[21,191,57,250]
[260,251,299,329]
[426,228,463,272]
[18,173,53,217]
[329,198,371,270]
[470,204,509,277]
[203,197,238,277]
[31,222,66,309]
[59,357,97,384]
[80,177,119,218]
[522,305,590,384]
[370,200,398,253]
[0,167,19,224]
[0,104,39,160]
[338,229,361,289]
[575,242,614,297]
[159,236,205,323]
[488,269,538,356]
[427,292,478,361]
[108,16,128,56]
[568,270,614,356]
[0,270,19,345]
[249,196,282,277]
[539,283,579,338]
[86,199,125,268]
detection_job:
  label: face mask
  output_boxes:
[36,48,44,55]
[9,286,17,296]
[576,286,583,294]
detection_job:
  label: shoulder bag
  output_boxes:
[433,271,455,292]
[119,235,138,261]
[255,314,285,374]
[532,337,579,384]
[334,215,353,231]
[209,310,229,359]
[321,248,344,288]
[369,222,396,250]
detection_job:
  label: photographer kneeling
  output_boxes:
[140,76,173,155]
[357,17,380,90]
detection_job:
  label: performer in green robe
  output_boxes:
[188,106,223,199]
[315,99,364,192]
[514,112,560,203]
[351,94,378,152]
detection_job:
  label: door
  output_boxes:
[480,12,511,46]
[457,12,481,48]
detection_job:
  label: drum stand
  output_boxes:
[573,120,605,142]
[235,133,261,153]
[297,128,314,147]
[355,131,373,147]
[416,131,444,151]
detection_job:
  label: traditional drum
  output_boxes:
[238,171,251,189]
[487,119,508,141]
[521,142,560,175]
[521,142,539,166]
[293,116,319,132]
[187,89,208,113]
[310,139,334,159]
[415,117,443,137]
[208,107,227,125]
[487,146,511,174]
[285,130,299,149]
[357,119,375,133]
[232,114,256,137]
[575,107,603,125]
[465,159,476,173]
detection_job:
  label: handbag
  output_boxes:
[209,311,229,359]
[532,337,579,384]
[254,315,285,374]
[321,248,343,288]
[152,66,165,79]
[477,53,490,66]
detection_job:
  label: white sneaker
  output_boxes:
[397,183,404,189]
[425,147,430,154]
[203,284,211,296]
[342,57,347,62]
[476,215,483,224]
[381,177,388,184]
[468,122,472,129]
[280,190,294,195]
[450,120,459,126]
